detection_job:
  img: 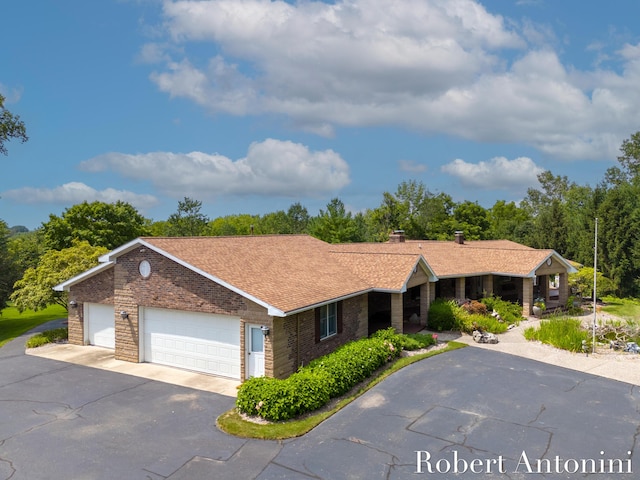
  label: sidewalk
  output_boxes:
[429,317,640,386]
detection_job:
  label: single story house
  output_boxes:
[54,231,576,380]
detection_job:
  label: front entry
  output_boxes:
[246,324,265,379]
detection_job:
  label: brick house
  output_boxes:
[54,232,575,380]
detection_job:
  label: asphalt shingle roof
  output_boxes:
[330,240,553,278]
[143,235,371,314]
[139,236,555,314]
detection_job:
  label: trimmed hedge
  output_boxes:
[236,329,403,421]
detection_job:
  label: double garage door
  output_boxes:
[84,304,241,379]
[143,307,241,379]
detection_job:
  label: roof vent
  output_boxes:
[454,231,464,245]
[389,230,406,243]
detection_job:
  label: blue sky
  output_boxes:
[2,0,640,230]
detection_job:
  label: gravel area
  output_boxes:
[419,315,640,386]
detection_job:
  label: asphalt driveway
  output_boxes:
[2,324,639,479]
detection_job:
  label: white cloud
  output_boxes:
[398,160,428,173]
[441,156,544,190]
[2,182,159,209]
[80,138,350,198]
[143,0,640,161]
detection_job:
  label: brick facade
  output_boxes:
[67,268,115,346]
[68,248,371,381]
[271,294,368,378]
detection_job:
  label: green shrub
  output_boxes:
[524,316,589,352]
[25,336,50,348]
[309,336,400,397]
[286,369,334,415]
[25,328,68,348]
[236,377,295,421]
[236,333,403,421]
[480,296,523,325]
[456,311,508,334]
[427,299,458,331]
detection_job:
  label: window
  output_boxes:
[315,301,343,342]
[319,303,337,339]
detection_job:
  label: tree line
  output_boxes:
[2,132,640,311]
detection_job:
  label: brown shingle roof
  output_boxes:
[143,235,371,314]
[330,240,553,278]
[60,234,562,316]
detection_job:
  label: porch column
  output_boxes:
[483,275,494,297]
[558,272,569,307]
[455,277,466,301]
[419,282,430,326]
[522,277,534,317]
[390,293,403,333]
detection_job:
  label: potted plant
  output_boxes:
[532,298,546,317]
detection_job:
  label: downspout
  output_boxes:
[297,316,300,369]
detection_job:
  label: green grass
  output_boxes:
[601,296,640,322]
[0,304,67,348]
[217,341,467,440]
[524,316,590,352]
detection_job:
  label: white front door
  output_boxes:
[246,325,265,379]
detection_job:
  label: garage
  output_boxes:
[142,307,241,379]
[86,303,115,349]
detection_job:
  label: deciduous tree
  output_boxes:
[0,94,28,156]
[42,201,148,250]
[10,241,108,311]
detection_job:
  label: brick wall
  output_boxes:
[66,247,373,380]
[68,268,115,345]
[273,294,368,379]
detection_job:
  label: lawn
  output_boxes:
[601,296,640,322]
[0,304,68,348]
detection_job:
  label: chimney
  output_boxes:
[454,231,464,245]
[389,230,406,243]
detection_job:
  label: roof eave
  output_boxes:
[282,289,372,317]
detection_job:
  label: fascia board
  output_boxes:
[283,289,372,317]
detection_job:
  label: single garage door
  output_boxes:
[143,308,241,379]
[86,303,115,349]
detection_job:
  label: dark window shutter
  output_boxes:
[315,308,321,343]
[337,301,343,334]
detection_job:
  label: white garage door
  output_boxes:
[143,308,241,379]
[86,303,115,349]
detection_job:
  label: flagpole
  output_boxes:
[593,218,598,354]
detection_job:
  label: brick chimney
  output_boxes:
[389,230,406,243]
[454,231,464,244]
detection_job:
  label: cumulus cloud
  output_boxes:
[2,182,159,209]
[143,0,640,160]
[80,138,350,198]
[441,156,544,190]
